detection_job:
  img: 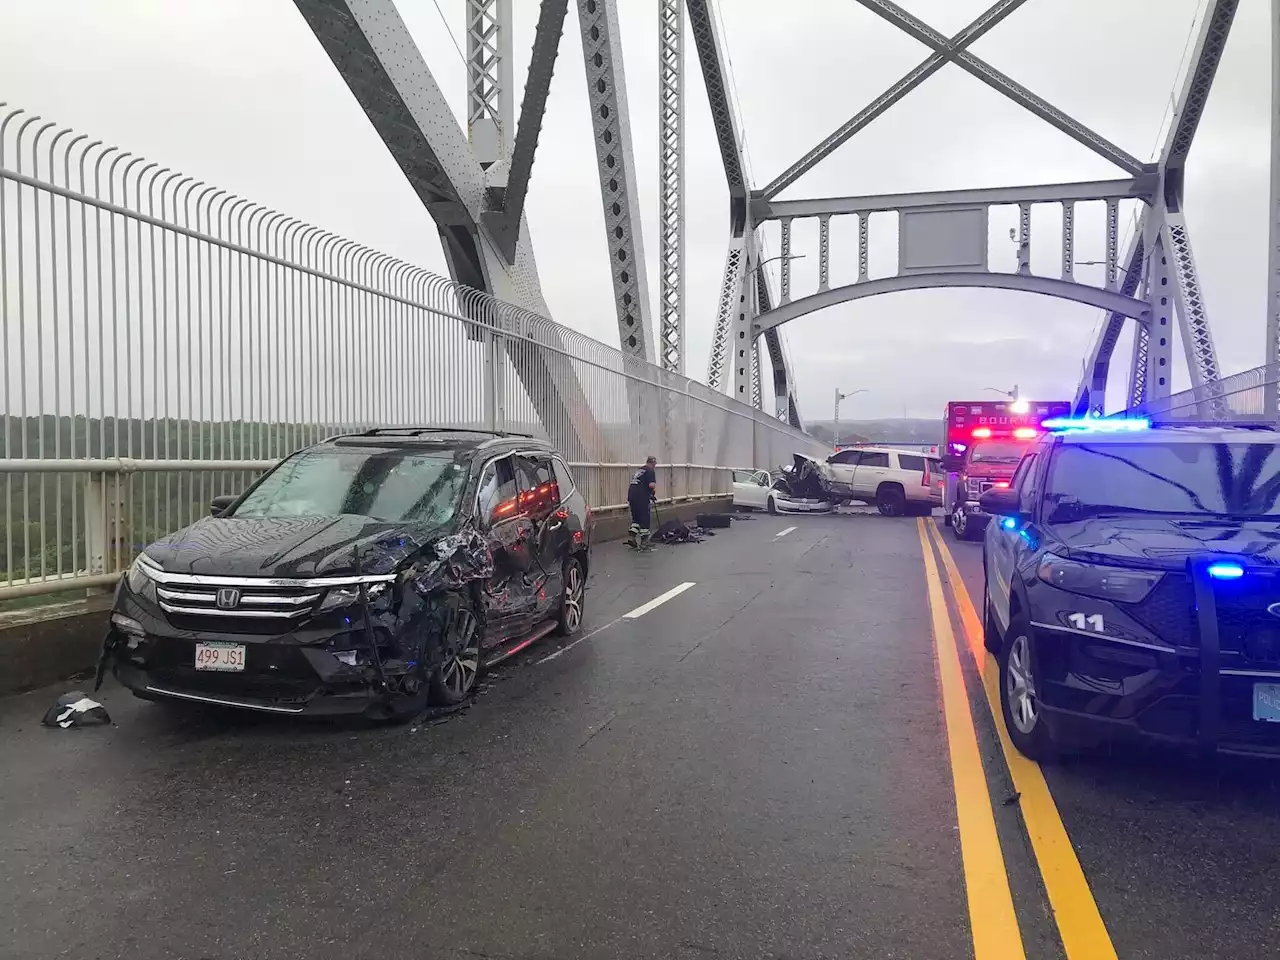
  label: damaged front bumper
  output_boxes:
[771,495,834,514]
[101,585,427,718]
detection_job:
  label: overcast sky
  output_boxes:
[1,0,1273,420]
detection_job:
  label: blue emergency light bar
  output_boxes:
[1040,417,1150,433]
[1207,562,1245,580]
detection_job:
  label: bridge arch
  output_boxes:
[752,272,1150,335]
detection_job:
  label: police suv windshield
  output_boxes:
[1045,441,1280,519]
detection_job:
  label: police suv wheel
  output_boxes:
[998,615,1055,761]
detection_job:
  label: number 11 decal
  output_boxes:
[1068,612,1104,633]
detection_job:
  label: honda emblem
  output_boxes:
[216,587,242,610]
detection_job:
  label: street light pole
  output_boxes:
[834,387,867,447]
[757,253,806,270]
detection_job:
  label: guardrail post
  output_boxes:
[83,473,125,588]
[483,329,505,430]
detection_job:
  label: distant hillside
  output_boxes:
[807,418,941,446]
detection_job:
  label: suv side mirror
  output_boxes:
[979,487,1022,521]
[210,494,238,517]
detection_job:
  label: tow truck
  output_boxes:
[940,399,1070,540]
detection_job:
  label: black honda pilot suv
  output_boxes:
[979,420,1280,759]
[98,428,592,720]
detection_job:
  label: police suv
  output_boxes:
[979,418,1280,759]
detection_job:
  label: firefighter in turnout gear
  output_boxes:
[627,456,658,550]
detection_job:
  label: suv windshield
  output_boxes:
[1045,441,1280,518]
[970,442,1026,463]
[231,449,468,523]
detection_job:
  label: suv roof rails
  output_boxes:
[353,426,536,439]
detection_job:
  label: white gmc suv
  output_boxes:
[823,446,944,516]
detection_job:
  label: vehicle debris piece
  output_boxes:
[42,691,112,728]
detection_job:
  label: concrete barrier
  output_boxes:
[0,496,733,696]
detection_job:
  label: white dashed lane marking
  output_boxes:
[622,581,697,619]
[537,581,698,664]
[774,526,797,539]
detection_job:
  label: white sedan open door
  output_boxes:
[732,470,771,509]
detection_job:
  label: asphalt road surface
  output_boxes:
[4,513,1280,959]
[939,520,1280,960]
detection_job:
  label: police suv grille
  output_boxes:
[1129,575,1195,648]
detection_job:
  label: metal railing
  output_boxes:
[1131,362,1280,423]
[1,102,826,603]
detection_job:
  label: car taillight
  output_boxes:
[922,462,931,486]
[994,481,1010,488]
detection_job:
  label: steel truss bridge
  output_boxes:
[289,0,1276,420]
[0,0,1278,603]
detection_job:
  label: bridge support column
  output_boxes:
[729,249,758,407]
[1143,216,1174,403]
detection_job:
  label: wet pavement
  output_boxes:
[8,511,1280,959]
[937,520,1280,960]
[2,513,973,960]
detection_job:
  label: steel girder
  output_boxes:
[658,0,685,374]
[1143,217,1177,401]
[1151,0,1238,393]
[1072,220,1147,414]
[685,1,746,198]
[755,177,1153,221]
[756,266,802,426]
[485,0,568,258]
[1072,0,1237,413]
[687,0,801,423]
[688,0,748,397]
[761,0,1031,200]
[466,0,513,168]
[576,0,655,362]
[852,0,1145,177]
[292,0,599,451]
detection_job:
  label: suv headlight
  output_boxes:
[125,554,159,600]
[318,582,385,614]
[1036,553,1163,603]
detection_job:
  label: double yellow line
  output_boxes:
[915,518,1117,960]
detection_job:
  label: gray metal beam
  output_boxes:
[1160,0,1240,179]
[687,0,746,394]
[293,0,599,451]
[658,0,685,374]
[1072,219,1146,415]
[707,240,747,389]
[1163,213,1221,387]
[467,0,514,168]
[1144,223,1176,401]
[852,0,1146,177]
[1127,324,1150,409]
[754,177,1153,221]
[756,265,802,426]
[485,0,568,259]
[761,0,1029,201]
[685,0,747,198]
[755,272,1149,336]
[576,0,655,361]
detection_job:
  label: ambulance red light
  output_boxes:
[972,427,992,439]
[1013,427,1038,439]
